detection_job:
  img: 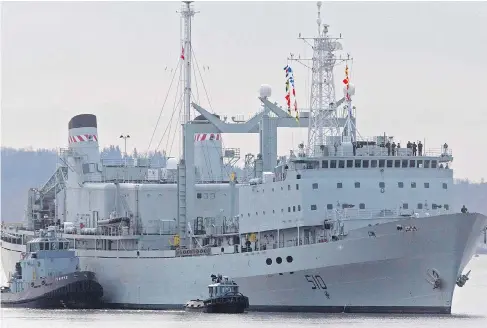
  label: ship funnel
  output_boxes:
[194,133,223,182]
[67,114,101,179]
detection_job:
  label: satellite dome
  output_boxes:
[259,84,272,98]
[166,158,178,170]
[343,84,356,97]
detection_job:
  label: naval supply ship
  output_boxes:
[2,1,486,313]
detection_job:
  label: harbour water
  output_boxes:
[1,255,486,328]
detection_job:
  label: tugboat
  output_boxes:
[184,274,249,313]
[0,226,103,308]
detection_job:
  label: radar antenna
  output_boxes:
[289,2,349,156]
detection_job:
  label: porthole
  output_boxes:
[286,256,293,263]
[276,257,282,264]
[266,258,272,265]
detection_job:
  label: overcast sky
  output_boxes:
[1,1,486,182]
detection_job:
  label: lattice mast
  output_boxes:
[306,2,343,155]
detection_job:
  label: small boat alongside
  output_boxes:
[184,274,249,313]
[1,226,103,309]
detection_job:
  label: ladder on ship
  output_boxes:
[177,160,187,247]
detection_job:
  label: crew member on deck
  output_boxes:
[443,143,448,156]
[461,205,468,214]
[412,142,417,156]
[352,141,357,156]
[418,141,423,156]
[386,141,391,156]
[392,142,396,156]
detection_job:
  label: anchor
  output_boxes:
[425,269,442,290]
[456,270,471,287]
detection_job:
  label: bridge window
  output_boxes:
[444,204,449,210]
[59,242,64,250]
[359,203,366,209]
[424,160,430,168]
[371,160,378,168]
[322,160,329,168]
[417,160,423,168]
[355,182,361,188]
[337,182,343,189]
[363,160,369,168]
[293,206,296,212]
[398,182,404,188]
[355,160,362,168]
[379,160,385,168]
[39,242,44,250]
[296,184,299,190]
[288,185,291,190]
[311,205,317,211]
[409,160,415,167]
[394,160,400,168]
[330,160,337,168]
[347,160,353,168]
[298,205,301,211]
[312,183,318,189]
[403,203,409,209]
[45,242,50,250]
[327,204,333,210]
[424,182,430,188]
[432,204,439,210]
[411,182,417,188]
[387,160,393,168]
[432,160,438,168]
[197,193,202,199]
[402,160,408,168]
[442,183,448,189]
[379,182,385,188]
[417,203,423,209]
[288,207,291,212]
[339,160,345,168]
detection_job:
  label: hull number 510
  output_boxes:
[305,274,327,290]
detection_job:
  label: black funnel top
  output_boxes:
[68,114,97,129]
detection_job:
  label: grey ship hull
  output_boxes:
[2,213,485,313]
[1,271,103,309]
[95,213,485,313]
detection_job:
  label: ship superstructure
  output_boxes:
[2,1,486,313]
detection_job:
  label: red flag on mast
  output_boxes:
[180,46,185,60]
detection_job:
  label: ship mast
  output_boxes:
[181,1,196,158]
[176,1,197,249]
[300,2,345,156]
